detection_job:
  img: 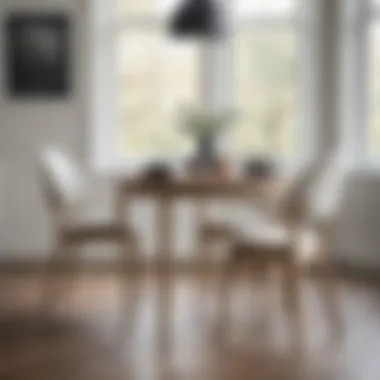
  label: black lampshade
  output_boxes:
[170,0,221,37]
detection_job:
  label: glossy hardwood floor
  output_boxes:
[0,269,380,380]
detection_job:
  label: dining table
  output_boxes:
[114,171,287,355]
[115,173,285,264]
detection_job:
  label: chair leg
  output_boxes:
[119,234,133,293]
[255,264,275,336]
[213,252,239,342]
[40,241,68,313]
[281,256,304,354]
[199,233,207,258]
[117,233,138,336]
[318,257,343,341]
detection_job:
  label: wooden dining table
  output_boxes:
[115,174,287,354]
[116,175,284,263]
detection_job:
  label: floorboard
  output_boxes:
[0,271,379,380]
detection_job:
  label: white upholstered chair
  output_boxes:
[220,155,348,344]
[198,158,324,257]
[39,148,138,306]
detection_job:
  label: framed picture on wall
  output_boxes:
[4,12,71,98]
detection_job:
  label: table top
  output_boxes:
[118,176,284,198]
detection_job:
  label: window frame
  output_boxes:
[91,0,315,173]
[227,20,302,162]
[343,0,380,167]
[366,0,380,165]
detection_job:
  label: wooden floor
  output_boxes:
[0,270,380,380]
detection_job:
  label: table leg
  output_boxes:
[156,197,173,363]
[196,198,208,261]
[116,188,127,224]
[157,197,173,265]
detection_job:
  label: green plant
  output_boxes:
[181,107,236,140]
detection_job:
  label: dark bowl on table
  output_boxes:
[142,162,172,182]
[244,157,276,180]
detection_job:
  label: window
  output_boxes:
[346,0,380,162]
[369,23,380,155]
[100,0,305,165]
[231,2,299,157]
[369,1,380,157]
[116,0,200,160]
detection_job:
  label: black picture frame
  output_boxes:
[4,12,71,98]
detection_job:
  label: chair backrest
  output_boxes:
[308,155,350,231]
[277,157,326,226]
[39,148,86,218]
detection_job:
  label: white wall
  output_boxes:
[0,0,87,256]
[336,173,380,269]
[0,0,380,269]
